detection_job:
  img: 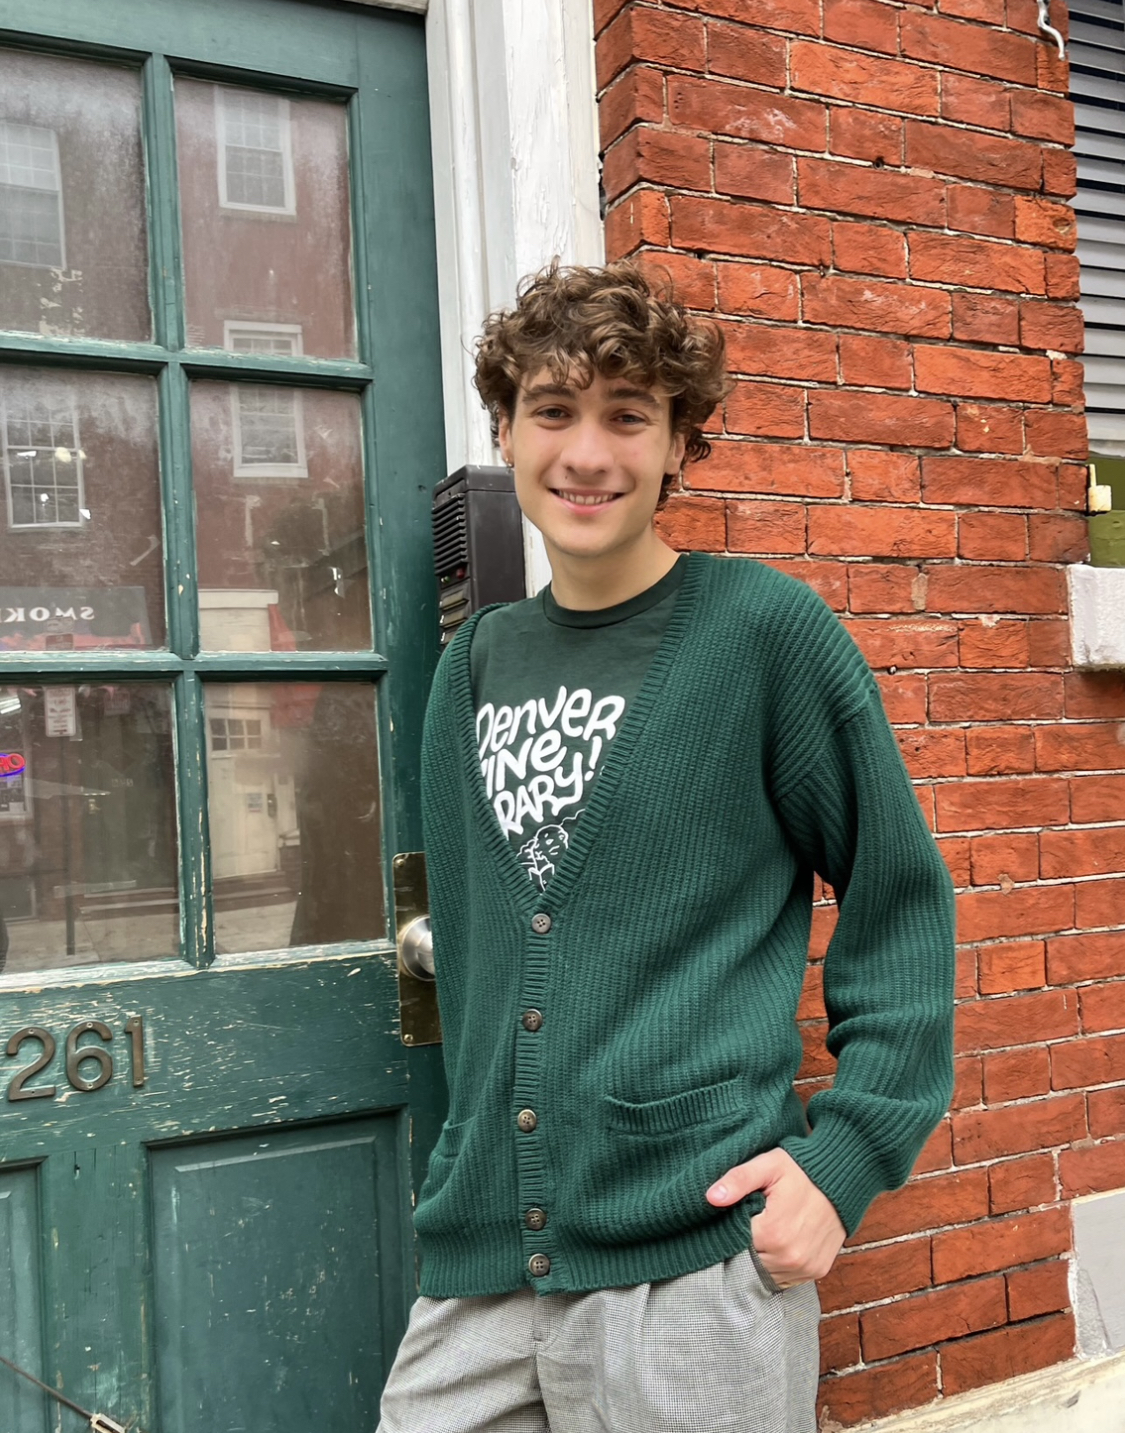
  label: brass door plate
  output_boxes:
[393,851,442,1047]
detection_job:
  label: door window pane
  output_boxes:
[0,48,150,341]
[0,684,178,974]
[0,368,165,650]
[204,682,384,955]
[191,381,370,651]
[176,78,356,358]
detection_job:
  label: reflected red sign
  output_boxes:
[0,753,26,778]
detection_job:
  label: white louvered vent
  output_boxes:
[1072,0,1125,454]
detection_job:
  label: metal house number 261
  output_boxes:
[5,1017,146,1103]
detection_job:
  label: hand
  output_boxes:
[706,1147,845,1287]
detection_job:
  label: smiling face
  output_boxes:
[497,367,687,571]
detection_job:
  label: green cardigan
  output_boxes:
[416,551,955,1297]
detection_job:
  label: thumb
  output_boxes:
[706,1150,784,1207]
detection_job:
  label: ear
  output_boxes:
[497,408,514,467]
[666,427,687,477]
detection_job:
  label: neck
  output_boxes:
[543,529,680,611]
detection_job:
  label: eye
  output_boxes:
[534,405,569,421]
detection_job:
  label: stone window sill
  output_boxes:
[1069,565,1125,669]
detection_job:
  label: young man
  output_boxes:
[378,262,956,1433]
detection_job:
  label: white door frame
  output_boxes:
[357,0,605,593]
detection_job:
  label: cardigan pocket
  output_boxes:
[420,1117,472,1196]
[604,1074,744,1136]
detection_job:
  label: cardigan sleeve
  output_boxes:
[768,619,956,1236]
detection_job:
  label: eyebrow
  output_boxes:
[519,382,661,410]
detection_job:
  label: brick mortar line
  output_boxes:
[607,157,1075,199]
[599,94,1074,147]
[615,237,1079,295]
[637,242,1079,286]
[820,1294,1073,1332]
[825,1317,1072,1379]
[600,0,1056,41]
[605,167,1075,214]
[598,33,1069,98]
[626,239,1081,297]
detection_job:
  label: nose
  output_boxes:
[559,414,612,480]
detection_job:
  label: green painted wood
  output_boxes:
[0,653,390,677]
[352,17,444,853]
[1,957,413,1430]
[0,1169,47,1433]
[151,1116,405,1431]
[143,54,185,353]
[0,0,368,87]
[0,336,372,384]
[0,1,448,1425]
[180,351,373,384]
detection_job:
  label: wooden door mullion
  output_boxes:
[142,52,186,354]
[142,54,212,969]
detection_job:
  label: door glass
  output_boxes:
[0,683,178,974]
[175,78,356,358]
[191,381,370,651]
[0,47,150,340]
[204,682,384,954]
[0,367,165,650]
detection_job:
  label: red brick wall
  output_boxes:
[595,0,1125,1422]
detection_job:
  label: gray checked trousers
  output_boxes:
[376,1251,821,1433]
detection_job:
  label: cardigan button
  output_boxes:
[517,1108,538,1133]
[528,1254,551,1278]
[531,912,552,934]
[521,1009,544,1032]
[524,1206,548,1231]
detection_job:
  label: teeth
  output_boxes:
[558,491,617,506]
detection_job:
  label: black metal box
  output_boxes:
[431,465,527,647]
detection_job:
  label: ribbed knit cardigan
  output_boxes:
[416,551,956,1297]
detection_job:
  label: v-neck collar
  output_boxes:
[448,550,710,915]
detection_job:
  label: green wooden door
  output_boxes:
[0,2,447,1428]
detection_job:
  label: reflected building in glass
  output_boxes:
[0,48,150,341]
[0,67,383,972]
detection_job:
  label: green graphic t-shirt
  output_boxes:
[469,555,687,891]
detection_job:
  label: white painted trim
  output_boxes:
[424,0,603,594]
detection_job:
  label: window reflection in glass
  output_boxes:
[0,48,150,340]
[218,90,294,213]
[0,684,178,974]
[191,380,370,652]
[205,683,384,955]
[6,388,83,526]
[176,78,355,359]
[0,120,64,267]
[0,368,165,650]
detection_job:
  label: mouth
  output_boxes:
[550,489,623,509]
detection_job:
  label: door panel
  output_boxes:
[0,1167,45,1433]
[0,2,447,1428]
[152,1118,402,1433]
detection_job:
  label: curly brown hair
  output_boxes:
[474,259,729,504]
